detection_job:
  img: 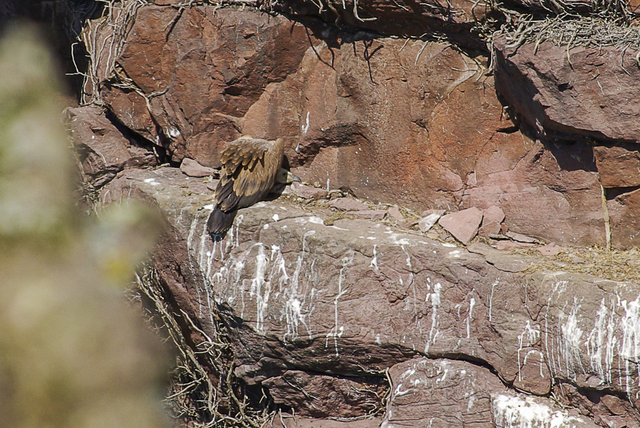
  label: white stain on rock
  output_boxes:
[282,231,316,342]
[424,282,442,354]
[249,244,269,334]
[493,394,583,428]
[517,321,541,381]
[369,244,379,272]
[542,277,640,402]
[326,252,353,356]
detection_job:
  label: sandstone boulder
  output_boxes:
[479,205,505,236]
[330,197,369,211]
[291,182,329,200]
[68,105,157,189]
[438,206,483,244]
[179,158,215,178]
[418,212,441,233]
[494,36,640,144]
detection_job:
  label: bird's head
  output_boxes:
[275,168,301,184]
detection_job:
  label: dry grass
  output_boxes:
[515,246,640,282]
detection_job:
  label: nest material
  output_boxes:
[135,266,273,428]
[499,13,640,51]
[79,0,147,105]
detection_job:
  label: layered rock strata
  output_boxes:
[96,165,640,426]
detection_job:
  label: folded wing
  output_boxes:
[208,137,284,235]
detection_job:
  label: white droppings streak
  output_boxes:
[620,295,640,398]
[544,279,568,378]
[492,394,583,428]
[466,297,475,339]
[449,249,462,258]
[424,282,442,354]
[326,253,353,356]
[489,280,498,322]
[370,244,379,272]
[560,297,585,380]
[167,126,181,138]
[301,111,310,134]
[249,244,270,335]
[467,395,476,412]
[282,232,315,342]
[234,214,243,249]
[400,245,417,319]
[198,216,209,269]
[586,298,616,384]
[186,215,199,252]
[517,321,541,381]
[307,216,324,225]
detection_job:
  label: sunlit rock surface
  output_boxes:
[102,165,640,426]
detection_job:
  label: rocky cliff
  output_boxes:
[62,0,640,426]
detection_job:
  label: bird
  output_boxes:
[207,136,299,237]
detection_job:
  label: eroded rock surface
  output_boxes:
[492,36,640,248]
[100,166,640,426]
[87,3,640,247]
[494,36,640,144]
[101,6,315,167]
[68,106,157,190]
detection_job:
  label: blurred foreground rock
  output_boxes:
[0,24,169,428]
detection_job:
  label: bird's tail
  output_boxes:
[207,207,237,237]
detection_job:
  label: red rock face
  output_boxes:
[103,6,315,167]
[243,35,607,245]
[594,145,640,188]
[96,166,640,426]
[69,2,640,423]
[92,4,639,249]
[492,36,640,248]
[494,36,640,144]
[246,39,488,210]
[67,105,157,189]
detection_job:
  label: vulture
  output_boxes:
[207,136,299,237]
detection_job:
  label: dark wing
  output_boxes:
[216,138,283,212]
[207,206,237,236]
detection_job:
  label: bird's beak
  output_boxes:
[288,171,302,183]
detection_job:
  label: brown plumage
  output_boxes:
[207,136,298,236]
